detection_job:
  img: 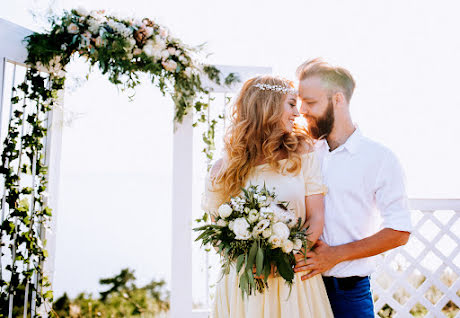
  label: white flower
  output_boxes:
[162,60,178,72]
[178,55,188,64]
[161,50,170,59]
[159,27,168,38]
[268,235,282,248]
[262,228,272,238]
[76,6,89,16]
[228,220,235,231]
[253,219,270,235]
[287,216,298,228]
[272,222,290,241]
[145,26,154,38]
[259,195,266,202]
[293,238,303,251]
[94,36,103,47]
[218,204,232,219]
[232,218,251,240]
[133,18,144,27]
[216,219,227,227]
[243,207,250,214]
[67,23,79,34]
[282,240,294,254]
[128,38,136,48]
[247,210,259,224]
[143,45,154,57]
[184,67,192,77]
[88,20,100,34]
[133,48,142,55]
[167,47,176,55]
[60,44,67,51]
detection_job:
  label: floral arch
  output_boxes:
[0,8,238,317]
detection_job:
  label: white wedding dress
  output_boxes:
[202,152,334,318]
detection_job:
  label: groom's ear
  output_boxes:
[333,91,347,108]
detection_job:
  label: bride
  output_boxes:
[201,75,334,317]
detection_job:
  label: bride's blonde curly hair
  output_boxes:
[212,75,313,202]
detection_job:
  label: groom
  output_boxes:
[293,58,412,317]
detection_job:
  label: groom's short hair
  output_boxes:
[296,58,356,102]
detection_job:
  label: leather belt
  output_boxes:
[323,275,368,291]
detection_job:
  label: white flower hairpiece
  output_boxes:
[253,83,297,95]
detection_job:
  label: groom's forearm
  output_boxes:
[333,228,410,264]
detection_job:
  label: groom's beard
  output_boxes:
[305,99,335,140]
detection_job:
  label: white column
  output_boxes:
[171,113,193,317]
[38,92,65,317]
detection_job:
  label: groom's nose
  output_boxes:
[299,101,309,115]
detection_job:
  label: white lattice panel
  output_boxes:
[372,201,460,318]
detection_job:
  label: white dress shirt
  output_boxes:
[316,129,412,277]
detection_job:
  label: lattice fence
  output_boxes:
[372,201,460,318]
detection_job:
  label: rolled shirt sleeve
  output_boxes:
[303,152,328,196]
[374,150,413,232]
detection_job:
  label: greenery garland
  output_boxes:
[0,8,237,317]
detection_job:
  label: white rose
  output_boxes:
[162,60,178,72]
[167,47,176,55]
[253,219,270,235]
[76,6,89,16]
[128,38,136,48]
[218,204,232,219]
[161,50,170,59]
[178,55,187,63]
[216,219,227,227]
[159,27,168,38]
[145,26,154,38]
[228,220,235,231]
[282,240,294,254]
[293,238,303,251]
[262,228,272,238]
[143,45,154,57]
[232,218,251,240]
[272,222,290,241]
[133,18,144,27]
[247,210,259,224]
[268,235,282,248]
[67,23,79,34]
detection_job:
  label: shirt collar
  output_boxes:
[315,127,362,155]
[342,128,362,154]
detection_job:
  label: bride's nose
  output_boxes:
[293,106,300,117]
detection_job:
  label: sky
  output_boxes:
[1,0,460,306]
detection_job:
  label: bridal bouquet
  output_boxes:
[194,184,310,297]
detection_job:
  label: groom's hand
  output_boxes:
[293,240,340,280]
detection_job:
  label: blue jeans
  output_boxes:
[323,276,374,318]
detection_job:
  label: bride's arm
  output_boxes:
[303,194,325,248]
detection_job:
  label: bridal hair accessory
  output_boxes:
[253,83,297,95]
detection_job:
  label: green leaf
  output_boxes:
[239,271,248,297]
[236,254,245,274]
[245,240,258,272]
[276,255,294,282]
[246,267,255,293]
[255,246,264,276]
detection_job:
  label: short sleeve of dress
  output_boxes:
[201,163,224,217]
[302,152,327,196]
